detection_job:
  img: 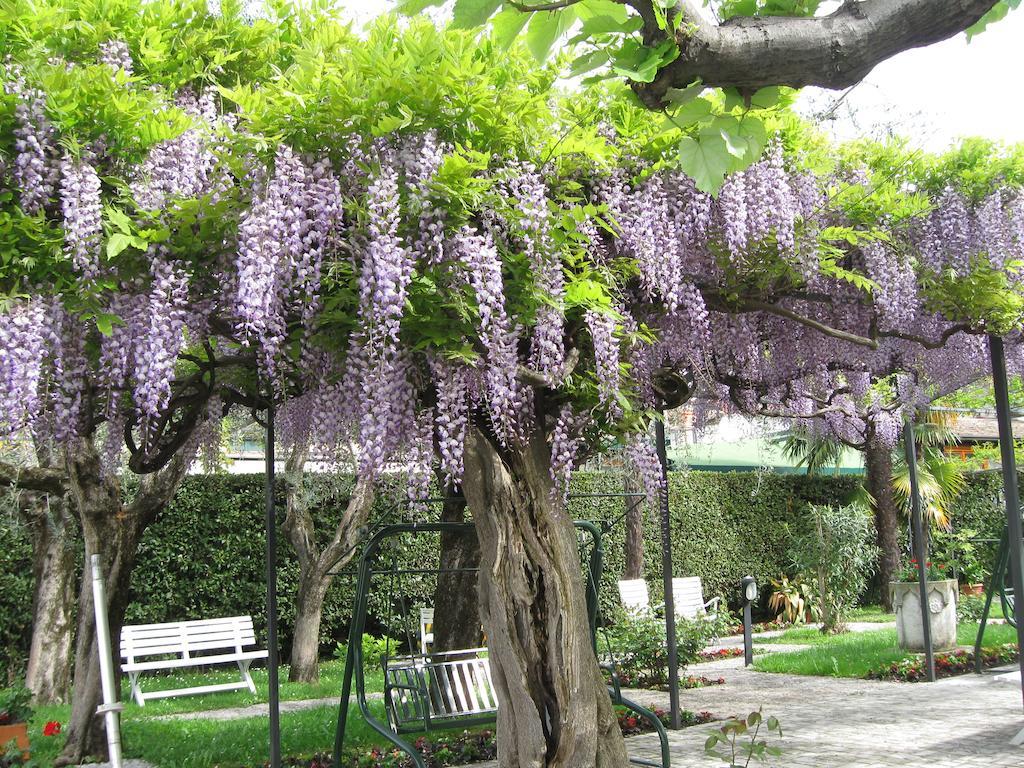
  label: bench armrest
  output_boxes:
[703,596,722,613]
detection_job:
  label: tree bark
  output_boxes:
[282,444,376,684]
[432,484,483,653]
[23,491,78,704]
[622,474,644,581]
[865,437,900,613]
[633,0,999,107]
[56,439,193,766]
[462,425,628,768]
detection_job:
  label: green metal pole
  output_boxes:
[903,419,936,682]
[654,416,681,729]
[265,399,281,767]
[988,334,1024,709]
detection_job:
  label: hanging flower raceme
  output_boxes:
[133,253,190,444]
[550,405,584,505]
[60,154,103,279]
[457,226,524,447]
[235,146,341,379]
[585,309,621,417]
[8,82,60,215]
[625,430,665,506]
[860,240,920,329]
[431,357,470,487]
[0,300,48,436]
[503,164,566,382]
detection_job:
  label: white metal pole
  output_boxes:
[90,554,124,768]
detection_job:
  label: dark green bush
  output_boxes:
[4,467,1013,675]
[0,517,33,684]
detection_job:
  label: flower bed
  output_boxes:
[696,648,745,662]
[866,643,1019,682]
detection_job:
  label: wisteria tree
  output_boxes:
[710,138,1024,606]
[0,1,306,760]
[4,4,1024,768]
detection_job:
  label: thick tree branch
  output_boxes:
[0,460,69,494]
[634,0,999,107]
[508,0,581,10]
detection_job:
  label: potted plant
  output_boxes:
[934,527,986,595]
[0,687,32,762]
[890,560,958,652]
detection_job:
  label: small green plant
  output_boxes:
[789,504,878,633]
[607,608,728,688]
[933,526,987,584]
[704,708,782,767]
[767,575,818,624]
[0,686,32,726]
[957,593,988,622]
[333,635,400,670]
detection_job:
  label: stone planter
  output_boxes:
[891,579,958,652]
[0,722,29,760]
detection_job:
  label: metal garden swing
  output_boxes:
[331,495,671,768]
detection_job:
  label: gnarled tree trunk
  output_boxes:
[865,436,899,612]
[283,444,376,684]
[622,474,644,581]
[432,484,482,653]
[56,439,193,766]
[24,491,78,704]
[462,425,628,768]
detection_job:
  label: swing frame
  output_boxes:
[331,515,671,768]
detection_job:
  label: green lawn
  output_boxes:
[26,658,680,768]
[753,622,1018,679]
[27,660,388,767]
[847,604,895,623]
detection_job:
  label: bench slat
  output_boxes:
[138,681,251,701]
[123,649,267,673]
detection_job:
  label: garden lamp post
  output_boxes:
[741,576,757,667]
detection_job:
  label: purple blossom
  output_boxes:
[60,154,103,278]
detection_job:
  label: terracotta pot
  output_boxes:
[0,722,30,759]
[959,582,984,597]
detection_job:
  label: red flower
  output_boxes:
[43,721,61,737]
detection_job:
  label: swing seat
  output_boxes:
[384,648,498,732]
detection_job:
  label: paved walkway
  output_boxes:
[461,656,1024,767]
[619,655,1024,768]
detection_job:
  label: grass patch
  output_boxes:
[26,660,385,766]
[847,604,895,623]
[753,623,1018,679]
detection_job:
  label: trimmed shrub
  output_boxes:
[20,467,1020,674]
[0,515,33,684]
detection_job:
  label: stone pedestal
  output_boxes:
[891,578,958,652]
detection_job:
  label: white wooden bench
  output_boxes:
[618,577,720,620]
[419,607,434,655]
[384,649,497,732]
[618,579,652,617]
[672,577,721,620]
[120,615,268,706]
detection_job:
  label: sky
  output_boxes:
[343,1,1024,152]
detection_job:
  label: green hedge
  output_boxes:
[1,468,1013,675]
[0,514,33,683]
